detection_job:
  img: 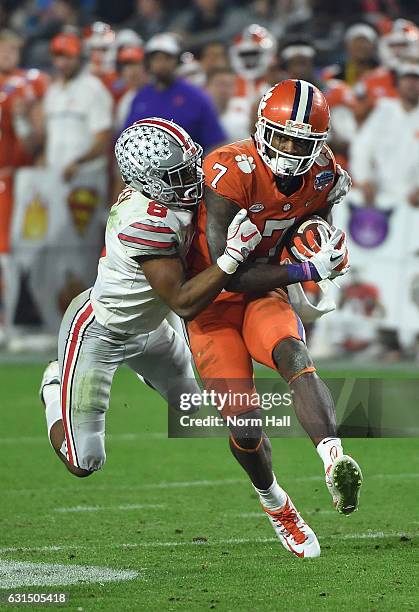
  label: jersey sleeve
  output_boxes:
[203,147,252,207]
[118,218,179,258]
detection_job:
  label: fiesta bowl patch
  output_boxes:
[314,170,334,191]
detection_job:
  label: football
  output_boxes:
[280,215,333,264]
[279,215,348,273]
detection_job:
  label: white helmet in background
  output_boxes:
[230,24,276,80]
[115,118,204,207]
[379,19,419,70]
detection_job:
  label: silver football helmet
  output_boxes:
[115,118,204,207]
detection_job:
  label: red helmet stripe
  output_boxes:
[137,118,191,150]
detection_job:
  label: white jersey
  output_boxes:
[91,188,194,335]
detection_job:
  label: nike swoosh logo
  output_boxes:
[330,254,342,261]
[241,231,258,242]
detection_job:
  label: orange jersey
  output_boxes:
[99,70,128,103]
[0,68,48,168]
[323,78,355,109]
[358,66,398,103]
[188,138,336,301]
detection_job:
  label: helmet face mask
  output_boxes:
[230,24,276,81]
[255,80,329,177]
[115,119,204,207]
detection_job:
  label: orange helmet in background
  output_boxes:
[379,19,419,70]
[255,79,330,176]
[50,32,81,57]
[230,24,276,80]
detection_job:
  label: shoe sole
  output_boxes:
[332,457,363,515]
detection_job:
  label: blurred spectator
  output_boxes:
[206,66,249,142]
[230,24,276,102]
[170,0,245,53]
[122,0,171,41]
[0,28,48,254]
[115,45,147,130]
[177,52,206,87]
[197,41,228,78]
[354,18,419,118]
[123,33,226,151]
[350,64,419,208]
[41,32,113,181]
[279,38,356,165]
[323,23,379,85]
[19,0,90,68]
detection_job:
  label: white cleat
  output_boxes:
[262,495,321,558]
[326,455,363,515]
[39,360,60,405]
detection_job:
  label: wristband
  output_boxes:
[217,253,239,275]
[286,261,320,283]
[13,116,32,139]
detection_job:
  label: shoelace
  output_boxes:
[271,505,307,545]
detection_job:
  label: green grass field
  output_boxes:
[0,363,418,611]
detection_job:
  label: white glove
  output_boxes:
[291,226,347,280]
[217,209,261,274]
[327,164,352,206]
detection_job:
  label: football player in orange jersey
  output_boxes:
[187,79,363,558]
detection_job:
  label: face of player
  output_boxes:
[148,52,178,85]
[285,56,314,82]
[0,40,20,74]
[347,36,375,62]
[269,132,313,158]
[398,74,419,106]
[52,53,81,80]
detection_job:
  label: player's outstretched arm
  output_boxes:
[205,186,345,292]
[138,210,261,320]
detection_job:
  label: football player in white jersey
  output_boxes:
[39,117,261,478]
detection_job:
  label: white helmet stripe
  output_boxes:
[295,80,310,123]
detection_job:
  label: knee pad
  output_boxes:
[230,434,263,453]
[273,337,316,384]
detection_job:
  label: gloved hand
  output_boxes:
[291,226,348,280]
[327,164,352,206]
[217,209,261,274]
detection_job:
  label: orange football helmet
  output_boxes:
[255,79,330,176]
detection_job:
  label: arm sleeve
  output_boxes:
[87,79,113,134]
[118,219,179,258]
[203,149,251,207]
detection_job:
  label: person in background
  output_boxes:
[280,38,356,167]
[0,28,49,254]
[349,63,419,356]
[115,45,147,131]
[197,41,228,79]
[122,0,171,42]
[230,23,276,103]
[123,33,226,152]
[323,23,379,86]
[354,19,419,123]
[40,32,113,182]
[0,27,49,342]
[206,66,249,142]
[170,0,244,54]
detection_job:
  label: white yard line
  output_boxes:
[0,560,139,589]
[0,531,415,555]
[54,503,166,513]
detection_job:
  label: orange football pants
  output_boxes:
[187,291,306,417]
